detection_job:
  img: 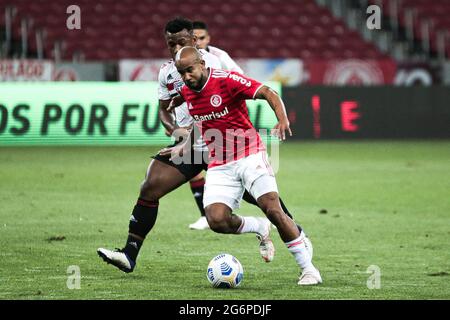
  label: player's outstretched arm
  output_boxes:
[254,85,293,140]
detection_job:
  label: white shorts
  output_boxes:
[203,151,278,210]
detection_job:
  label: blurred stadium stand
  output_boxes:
[335,0,450,61]
[0,0,391,61]
[0,0,449,84]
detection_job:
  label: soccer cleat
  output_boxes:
[189,216,210,230]
[97,248,135,273]
[256,218,275,262]
[298,267,322,285]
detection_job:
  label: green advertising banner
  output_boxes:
[0,82,281,146]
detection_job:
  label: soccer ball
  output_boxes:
[206,253,244,288]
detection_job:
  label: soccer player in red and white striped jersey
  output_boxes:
[167,47,322,285]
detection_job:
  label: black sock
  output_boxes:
[190,178,206,217]
[123,235,143,263]
[123,198,159,262]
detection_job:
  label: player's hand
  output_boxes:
[167,95,184,112]
[158,142,188,161]
[272,120,292,141]
[159,145,181,157]
[164,129,172,137]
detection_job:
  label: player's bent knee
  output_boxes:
[205,214,225,232]
[205,207,231,233]
[139,180,163,202]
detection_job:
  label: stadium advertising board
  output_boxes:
[305,59,397,85]
[53,63,106,81]
[0,82,280,146]
[119,59,304,86]
[394,62,441,86]
[235,59,304,86]
[284,86,450,139]
[0,59,53,81]
[119,59,170,81]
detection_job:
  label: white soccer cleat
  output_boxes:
[97,248,135,273]
[256,218,275,262]
[298,267,322,285]
[189,216,210,230]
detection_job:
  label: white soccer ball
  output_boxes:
[206,253,244,288]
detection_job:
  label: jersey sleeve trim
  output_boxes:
[252,84,265,99]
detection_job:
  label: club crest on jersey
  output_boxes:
[210,94,222,107]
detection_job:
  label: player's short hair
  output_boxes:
[193,21,208,30]
[164,17,193,34]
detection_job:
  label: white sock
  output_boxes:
[236,216,262,234]
[285,232,314,271]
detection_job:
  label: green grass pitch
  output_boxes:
[0,141,449,299]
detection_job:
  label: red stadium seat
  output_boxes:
[0,0,387,60]
[372,0,450,57]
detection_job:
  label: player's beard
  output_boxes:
[186,81,197,90]
[188,73,205,91]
